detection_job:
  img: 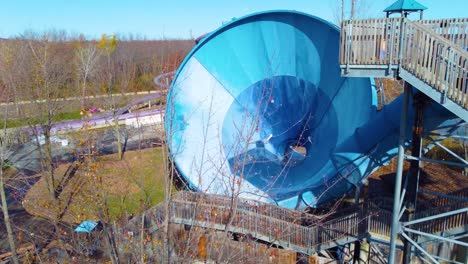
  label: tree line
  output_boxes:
[0,31,193,105]
[0,31,194,263]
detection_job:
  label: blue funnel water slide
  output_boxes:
[166,11,460,209]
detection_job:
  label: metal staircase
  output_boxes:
[340,17,468,121]
[340,16,468,263]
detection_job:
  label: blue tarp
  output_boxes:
[75,221,99,233]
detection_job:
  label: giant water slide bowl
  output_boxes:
[165,11,457,209]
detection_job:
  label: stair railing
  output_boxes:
[340,17,468,109]
[419,18,468,49]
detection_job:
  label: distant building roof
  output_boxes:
[384,0,427,13]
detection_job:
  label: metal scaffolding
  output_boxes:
[388,87,468,263]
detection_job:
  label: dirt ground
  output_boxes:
[1,147,166,258]
[22,147,166,223]
[368,158,467,202]
[2,136,466,258]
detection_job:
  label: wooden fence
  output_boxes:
[340,18,403,66]
[413,199,468,235]
[419,188,468,208]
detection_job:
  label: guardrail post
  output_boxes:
[388,19,396,69]
[368,211,372,234]
[346,21,352,72]
[442,47,452,104]
[398,18,406,67]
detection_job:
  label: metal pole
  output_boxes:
[403,93,425,264]
[403,227,468,247]
[432,141,468,165]
[388,83,411,263]
[400,232,439,263]
[403,207,468,226]
[419,189,468,202]
[405,155,468,168]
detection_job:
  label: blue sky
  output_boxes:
[1,0,466,39]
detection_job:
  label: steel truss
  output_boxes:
[388,85,468,263]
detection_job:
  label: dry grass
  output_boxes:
[23,147,166,223]
[380,78,403,105]
[368,155,467,200]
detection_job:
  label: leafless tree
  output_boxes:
[21,31,75,204]
[96,34,127,161]
[0,39,30,118]
[75,42,100,108]
[0,77,19,264]
[332,0,374,25]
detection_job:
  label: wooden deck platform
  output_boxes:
[339,17,468,120]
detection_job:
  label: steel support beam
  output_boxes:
[420,233,468,247]
[419,189,468,203]
[427,134,468,140]
[402,207,468,226]
[405,155,468,168]
[403,227,468,247]
[403,93,426,264]
[389,83,411,263]
[431,255,464,264]
[399,68,468,122]
[400,232,439,263]
[432,141,468,165]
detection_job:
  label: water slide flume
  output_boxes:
[166,11,461,209]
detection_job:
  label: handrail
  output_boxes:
[419,188,468,208]
[153,71,175,89]
[168,199,360,251]
[340,18,403,66]
[128,191,468,254]
[173,191,320,224]
[340,17,468,109]
[402,18,468,108]
[403,19,468,55]
[419,18,468,49]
